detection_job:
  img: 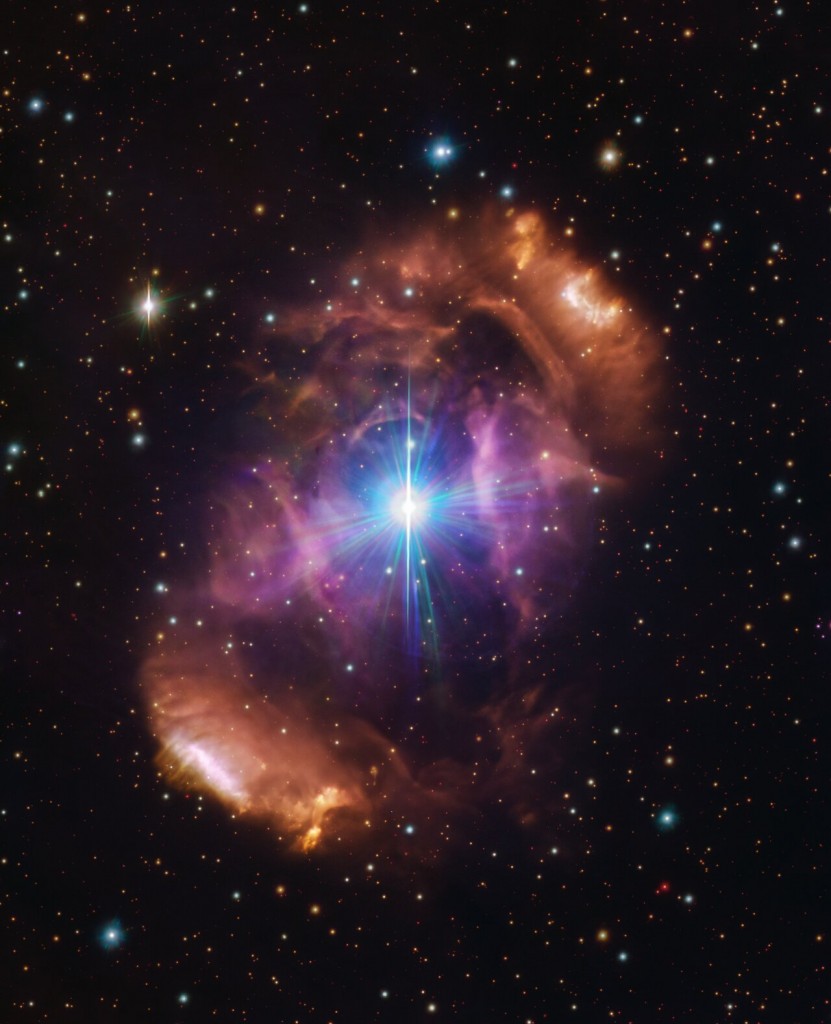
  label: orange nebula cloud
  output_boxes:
[141,208,661,857]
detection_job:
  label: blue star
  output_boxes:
[427,139,456,168]
[99,920,125,950]
[656,806,679,831]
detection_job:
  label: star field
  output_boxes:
[1,3,827,1022]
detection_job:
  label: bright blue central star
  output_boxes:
[400,491,419,526]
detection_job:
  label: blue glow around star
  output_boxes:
[656,806,679,831]
[298,386,507,659]
[99,920,125,950]
[427,138,456,168]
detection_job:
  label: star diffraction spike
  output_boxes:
[404,365,416,641]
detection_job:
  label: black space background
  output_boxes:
[2,2,829,1022]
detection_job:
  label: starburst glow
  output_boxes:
[141,282,155,325]
[141,209,660,854]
